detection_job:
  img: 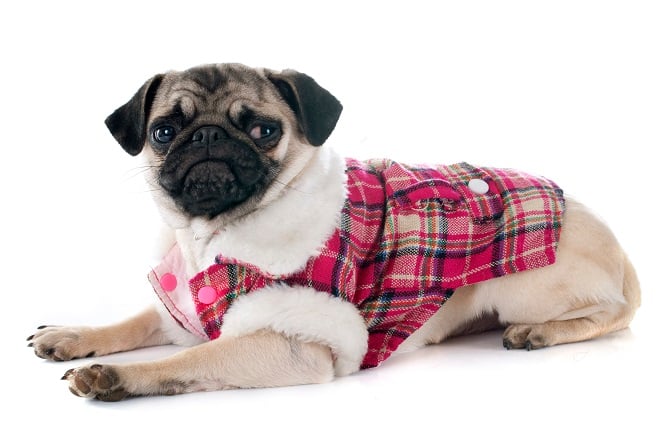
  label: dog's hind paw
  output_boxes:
[503,324,549,351]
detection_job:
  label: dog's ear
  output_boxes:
[105,74,164,156]
[267,70,342,146]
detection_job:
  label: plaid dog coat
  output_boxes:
[150,159,564,369]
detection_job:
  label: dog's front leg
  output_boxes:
[63,330,334,400]
[28,306,171,361]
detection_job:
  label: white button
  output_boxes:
[468,178,489,195]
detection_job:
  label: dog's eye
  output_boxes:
[153,126,176,144]
[248,122,281,149]
[249,124,277,140]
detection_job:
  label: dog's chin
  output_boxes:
[179,195,244,219]
[166,161,265,219]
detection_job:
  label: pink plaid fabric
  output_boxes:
[151,159,564,369]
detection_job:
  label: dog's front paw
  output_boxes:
[27,326,98,361]
[62,364,128,401]
[503,324,550,351]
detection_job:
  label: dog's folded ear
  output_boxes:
[105,74,164,156]
[267,70,343,146]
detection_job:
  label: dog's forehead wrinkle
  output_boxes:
[185,66,228,92]
[171,95,197,121]
[182,63,265,93]
[155,66,277,124]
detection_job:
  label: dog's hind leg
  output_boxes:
[502,254,640,350]
[402,199,641,353]
[491,199,641,350]
[62,330,334,400]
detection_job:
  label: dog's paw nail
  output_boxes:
[26,334,34,341]
[503,339,512,350]
[85,351,96,358]
[62,369,75,380]
[27,342,34,348]
[525,341,533,351]
[37,325,49,330]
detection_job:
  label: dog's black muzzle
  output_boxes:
[158,125,270,218]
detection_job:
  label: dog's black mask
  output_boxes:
[155,124,273,218]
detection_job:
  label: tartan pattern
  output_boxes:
[180,158,564,369]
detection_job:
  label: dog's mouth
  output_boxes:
[159,154,272,218]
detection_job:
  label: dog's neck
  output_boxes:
[173,146,347,276]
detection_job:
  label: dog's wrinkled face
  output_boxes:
[105,63,342,223]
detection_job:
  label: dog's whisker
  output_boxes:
[270,178,313,195]
[119,164,162,182]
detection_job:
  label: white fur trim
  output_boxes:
[220,285,368,376]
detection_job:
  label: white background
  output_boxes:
[1,1,658,441]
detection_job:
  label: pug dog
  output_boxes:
[28,63,640,401]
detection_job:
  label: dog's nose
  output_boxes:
[191,126,229,145]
